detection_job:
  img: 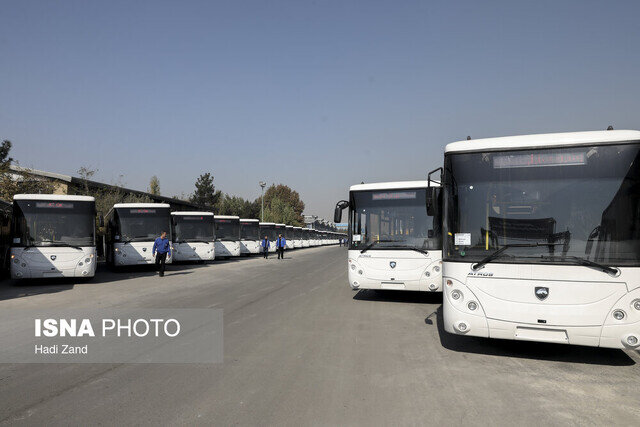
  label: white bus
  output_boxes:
[300,228,310,248]
[105,203,172,267]
[285,225,295,249]
[214,215,241,258]
[275,223,286,246]
[171,212,215,262]
[240,219,261,255]
[335,181,443,292]
[310,229,319,246]
[10,195,97,279]
[293,226,303,248]
[441,130,640,350]
[259,222,277,253]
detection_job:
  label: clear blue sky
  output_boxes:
[2,0,639,219]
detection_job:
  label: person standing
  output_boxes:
[152,231,171,277]
[276,233,286,260]
[261,235,270,259]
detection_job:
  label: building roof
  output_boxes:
[9,165,205,210]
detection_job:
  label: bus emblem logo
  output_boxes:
[50,255,57,261]
[389,261,396,269]
[535,287,549,301]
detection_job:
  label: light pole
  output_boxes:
[259,181,266,221]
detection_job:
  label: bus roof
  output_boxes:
[113,203,170,208]
[215,215,239,220]
[171,211,214,216]
[285,225,294,228]
[445,130,640,154]
[259,222,276,226]
[275,223,286,227]
[349,180,436,192]
[240,218,259,222]
[294,226,302,230]
[14,194,95,202]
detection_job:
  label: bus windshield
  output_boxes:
[240,222,260,240]
[12,200,95,247]
[117,208,171,242]
[443,142,640,266]
[349,188,441,251]
[173,215,214,242]
[260,225,277,241]
[215,219,240,241]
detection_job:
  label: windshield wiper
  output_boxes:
[380,245,430,255]
[541,255,619,276]
[472,242,564,271]
[360,240,398,253]
[122,236,152,244]
[36,240,84,251]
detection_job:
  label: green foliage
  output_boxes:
[263,196,300,225]
[190,173,222,208]
[262,184,305,225]
[217,194,260,218]
[148,175,161,195]
[0,140,12,172]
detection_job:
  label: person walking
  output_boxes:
[276,233,286,260]
[261,235,270,259]
[152,230,171,277]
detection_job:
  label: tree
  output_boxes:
[190,173,222,208]
[77,166,97,194]
[0,140,12,172]
[262,184,305,225]
[216,194,261,218]
[263,196,300,225]
[148,175,161,195]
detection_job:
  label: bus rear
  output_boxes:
[441,130,640,349]
[335,181,443,292]
[10,195,97,279]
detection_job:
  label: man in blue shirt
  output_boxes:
[152,231,171,277]
[260,235,270,259]
[276,234,286,260]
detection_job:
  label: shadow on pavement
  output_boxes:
[430,307,635,366]
[353,289,443,305]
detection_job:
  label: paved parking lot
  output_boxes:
[0,246,638,425]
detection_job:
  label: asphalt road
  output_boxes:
[0,246,639,426]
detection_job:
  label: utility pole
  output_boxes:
[259,181,266,221]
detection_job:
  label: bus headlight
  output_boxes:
[13,258,19,264]
[612,310,626,321]
[467,301,478,311]
[627,335,639,346]
[433,266,440,273]
[451,290,462,301]
[425,271,430,277]
[358,270,363,275]
[350,264,356,271]
[633,300,640,311]
[85,258,91,264]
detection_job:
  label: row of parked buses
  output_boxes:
[335,130,640,351]
[2,196,345,279]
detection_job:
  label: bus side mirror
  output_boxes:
[426,188,440,216]
[99,215,105,228]
[334,200,349,223]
